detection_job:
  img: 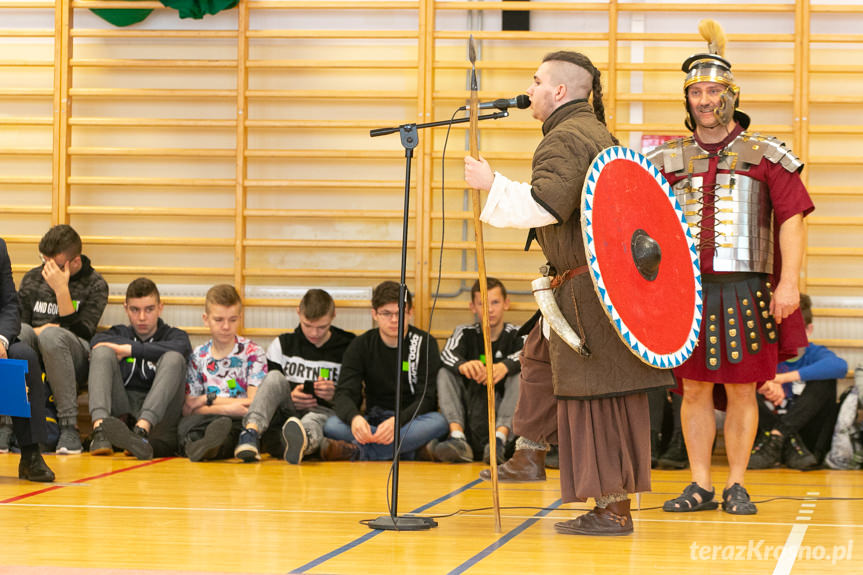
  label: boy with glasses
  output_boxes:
[322,281,447,460]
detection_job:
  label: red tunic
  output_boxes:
[659,126,814,404]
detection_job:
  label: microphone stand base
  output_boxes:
[367,515,438,531]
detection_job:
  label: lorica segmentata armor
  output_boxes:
[646,132,803,274]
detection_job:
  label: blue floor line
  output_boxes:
[446,498,564,575]
[288,478,483,574]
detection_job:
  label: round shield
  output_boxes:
[582,146,702,368]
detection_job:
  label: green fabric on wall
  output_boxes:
[90,2,153,27]
[159,0,238,19]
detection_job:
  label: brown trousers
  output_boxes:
[512,321,558,445]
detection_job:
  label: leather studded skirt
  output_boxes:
[673,272,780,384]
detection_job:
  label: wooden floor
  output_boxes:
[1,453,862,575]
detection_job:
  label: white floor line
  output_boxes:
[772,490,820,574]
[772,523,808,575]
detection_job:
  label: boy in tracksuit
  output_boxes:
[435,277,523,464]
[88,277,191,459]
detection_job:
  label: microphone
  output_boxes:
[460,94,530,111]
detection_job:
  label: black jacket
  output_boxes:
[18,254,108,341]
[333,326,441,427]
[91,319,192,392]
[0,239,20,346]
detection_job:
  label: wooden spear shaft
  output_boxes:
[468,35,502,533]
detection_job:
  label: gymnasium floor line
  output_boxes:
[0,457,171,504]
[446,498,564,575]
[288,478,484,574]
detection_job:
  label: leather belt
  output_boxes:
[550,265,589,289]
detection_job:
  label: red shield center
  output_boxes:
[592,158,696,354]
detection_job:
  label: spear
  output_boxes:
[467,34,502,533]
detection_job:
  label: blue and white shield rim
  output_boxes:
[581,145,703,369]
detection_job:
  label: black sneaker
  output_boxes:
[101,417,153,461]
[657,431,689,469]
[56,426,83,455]
[281,417,307,465]
[748,431,784,469]
[433,437,473,463]
[234,428,261,463]
[783,433,818,470]
[651,431,662,468]
[89,425,113,456]
[186,417,232,462]
[483,438,506,465]
[0,424,13,454]
[545,445,559,469]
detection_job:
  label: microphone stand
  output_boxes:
[366,110,509,531]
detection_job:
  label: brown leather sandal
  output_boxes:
[555,500,633,536]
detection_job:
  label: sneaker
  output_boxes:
[101,417,153,461]
[186,417,232,462]
[545,445,559,469]
[433,436,474,463]
[281,417,307,465]
[483,438,506,465]
[783,433,818,470]
[0,424,13,453]
[650,431,662,468]
[234,428,261,463]
[319,437,359,461]
[657,430,689,469]
[89,425,113,456]
[56,426,83,455]
[416,439,438,461]
[748,431,784,469]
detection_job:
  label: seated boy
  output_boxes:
[179,284,276,461]
[88,277,191,459]
[322,281,447,460]
[11,225,108,454]
[749,294,848,470]
[234,288,355,464]
[435,278,522,464]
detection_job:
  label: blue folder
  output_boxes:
[0,358,31,417]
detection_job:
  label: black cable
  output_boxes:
[367,495,863,525]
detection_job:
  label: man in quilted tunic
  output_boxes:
[464,51,673,536]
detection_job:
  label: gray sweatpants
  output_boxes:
[88,346,186,457]
[19,323,90,424]
[243,370,331,455]
[436,368,519,433]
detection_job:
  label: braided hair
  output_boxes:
[542,51,619,144]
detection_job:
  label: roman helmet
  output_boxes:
[682,19,750,131]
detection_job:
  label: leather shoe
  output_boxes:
[479,448,546,482]
[319,437,360,461]
[555,499,633,536]
[18,451,55,483]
